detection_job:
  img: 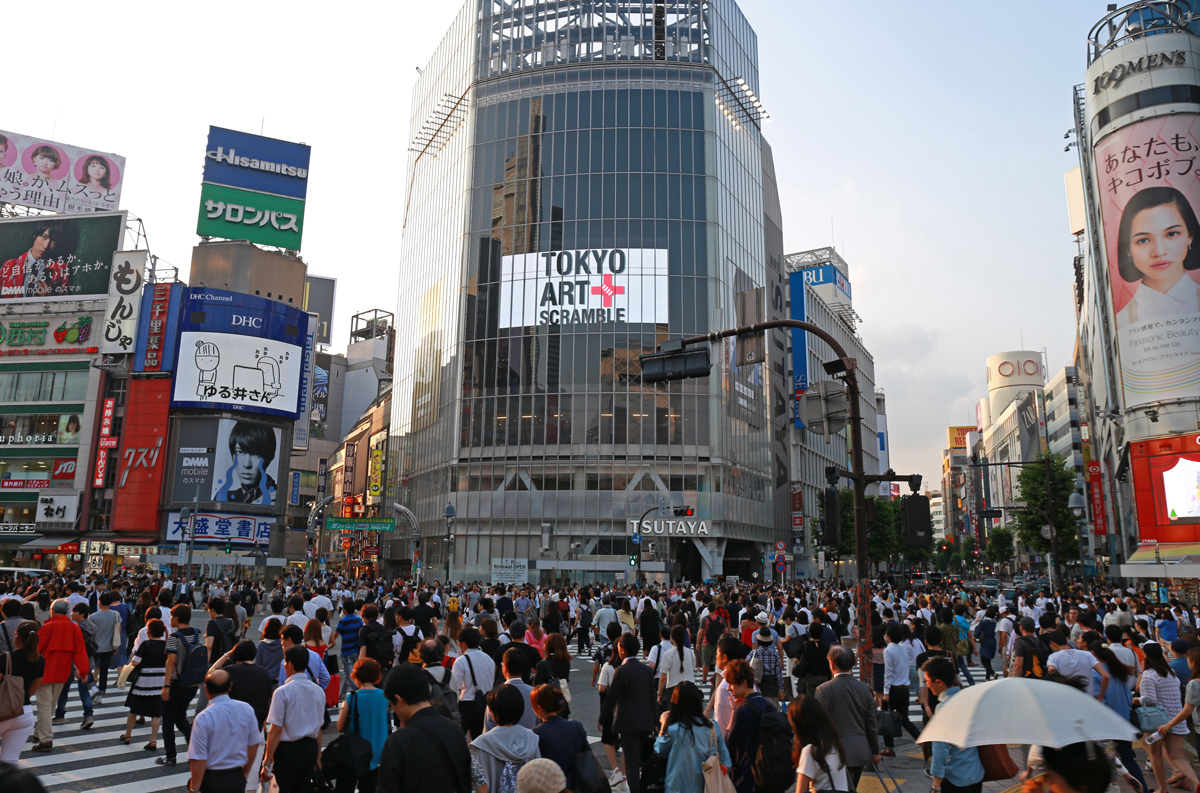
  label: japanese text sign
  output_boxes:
[101,251,145,354]
[165,510,272,545]
[0,129,125,214]
[196,183,305,250]
[0,212,125,302]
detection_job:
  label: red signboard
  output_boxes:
[143,284,172,372]
[93,449,108,488]
[1131,434,1200,543]
[100,398,115,436]
[110,378,171,534]
[2,479,47,489]
[97,436,119,449]
[52,459,76,480]
[1088,461,1108,536]
[94,396,117,487]
[57,542,79,554]
[791,515,804,529]
[790,483,803,513]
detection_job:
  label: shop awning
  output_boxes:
[21,536,79,549]
[0,533,39,544]
[1128,543,1200,564]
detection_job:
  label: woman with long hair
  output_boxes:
[533,633,572,713]
[617,598,636,635]
[119,618,165,751]
[1088,640,1148,793]
[788,695,849,793]
[654,681,731,793]
[0,621,42,762]
[658,625,697,710]
[1137,641,1198,793]
[526,617,547,658]
[1155,646,1200,780]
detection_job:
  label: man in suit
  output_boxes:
[601,633,655,793]
[815,643,880,788]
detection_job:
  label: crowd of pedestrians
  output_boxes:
[0,570,1192,793]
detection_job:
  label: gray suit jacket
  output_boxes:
[815,672,879,766]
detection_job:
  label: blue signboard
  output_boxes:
[800,264,852,302]
[170,287,309,419]
[203,126,311,201]
[290,470,301,506]
[133,281,183,373]
[789,271,809,429]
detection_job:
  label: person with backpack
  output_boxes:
[470,683,542,793]
[1010,617,1049,679]
[420,639,460,725]
[359,604,399,673]
[335,657,391,793]
[724,658,793,793]
[155,603,206,767]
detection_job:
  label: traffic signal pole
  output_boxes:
[673,318,924,684]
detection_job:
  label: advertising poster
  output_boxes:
[1095,116,1200,405]
[211,418,282,507]
[0,212,125,301]
[1017,392,1041,462]
[172,417,218,502]
[497,248,669,328]
[1131,434,1200,542]
[0,130,125,214]
[171,288,307,419]
[101,251,146,354]
[134,282,182,373]
[947,426,974,453]
[311,353,331,439]
[303,275,335,345]
[788,271,809,428]
[196,183,306,250]
[491,557,529,585]
[203,126,311,200]
[293,314,317,451]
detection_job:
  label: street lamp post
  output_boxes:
[444,502,456,585]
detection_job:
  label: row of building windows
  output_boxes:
[0,371,89,405]
[477,89,707,142]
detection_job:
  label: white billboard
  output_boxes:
[101,251,146,354]
[0,130,125,214]
[497,248,669,328]
[173,331,303,416]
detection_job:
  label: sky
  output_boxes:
[9,1,1113,490]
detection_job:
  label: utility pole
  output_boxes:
[185,495,197,589]
[309,495,336,573]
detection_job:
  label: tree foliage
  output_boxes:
[985,527,1015,564]
[1012,452,1080,558]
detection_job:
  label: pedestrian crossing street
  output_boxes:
[25,656,996,791]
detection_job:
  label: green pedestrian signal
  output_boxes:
[224,541,232,555]
[628,554,637,567]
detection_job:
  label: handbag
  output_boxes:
[321,691,373,780]
[1137,703,1171,732]
[0,652,24,721]
[702,725,735,793]
[111,617,123,652]
[978,744,1019,781]
[540,659,572,704]
[116,662,140,690]
[572,722,611,793]
[877,709,903,739]
[749,651,764,684]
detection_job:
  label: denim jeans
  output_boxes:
[55,666,93,719]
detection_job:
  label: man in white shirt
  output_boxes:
[450,626,495,740]
[261,646,326,793]
[1046,631,1108,699]
[188,669,261,792]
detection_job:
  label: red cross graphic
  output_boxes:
[590,273,625,307]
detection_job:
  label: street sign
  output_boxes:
[631,533,642,545]
[775,541,786,551]
[767,553,776,562]
[776,562,787,573]
[818,550,826,571]
[796,380,850,438]
[176,545,185,566]
[615,571,626,580]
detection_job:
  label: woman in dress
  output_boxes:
[120,617,165,750]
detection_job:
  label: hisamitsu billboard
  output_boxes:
[203,126,310,200]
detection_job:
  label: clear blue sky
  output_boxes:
[12,1,1110,488]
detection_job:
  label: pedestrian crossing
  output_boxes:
[23,655,995,791]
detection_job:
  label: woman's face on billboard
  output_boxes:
[1129,202,1191,289]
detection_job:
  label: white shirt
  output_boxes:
[266,673,327,742]
[451,648,496,702]
[188,693,261,770]
[1118,276,1200,327]
[796,745,849,793]
[657,644,697,689]
[1047,648,1098,695]
[285,612,309,631]
[259,614,284,636]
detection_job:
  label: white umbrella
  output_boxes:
[916,677,1140,748]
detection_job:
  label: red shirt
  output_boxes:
[39,614,89,684]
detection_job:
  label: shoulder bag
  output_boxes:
[321,691,374,780]
[0,652,24,721]
[702,724,735,793]
[572,720,611,793]
[876,709,903,739]
[978,744,1019,781]
[540,658,572,704]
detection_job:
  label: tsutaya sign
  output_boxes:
[498,248,668,328]
[628,518,710,536]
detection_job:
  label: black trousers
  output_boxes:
[275,737,319,793]
[620,730,649,793]
[459,698,485,739]
[942,780,982,793]
[94,651,114,693]
[200,767,246,793]
[162,684,197,760]
[336,768,378,793]
[883,685,921,748]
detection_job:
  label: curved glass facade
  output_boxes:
[391,0,782,584]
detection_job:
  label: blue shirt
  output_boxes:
[655,720,731,793]
[278,647,330,690]
[930,687,984,786]
[337,614,364,657]
[345,687,390,771]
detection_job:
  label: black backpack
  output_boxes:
[364,624,396,671]
[176,629,209,689]
[748,698,795,793]
[213,617,238,656]
[425,666,461,726]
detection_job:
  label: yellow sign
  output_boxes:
[947,426,974,452]
[368,448,384,496]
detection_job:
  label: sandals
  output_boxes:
[143,741,157,751]
[118,735,132,745]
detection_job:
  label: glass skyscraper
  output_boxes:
[390,0,790,584]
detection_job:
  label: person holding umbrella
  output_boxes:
[921,657,983,793]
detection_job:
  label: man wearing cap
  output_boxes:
[752,611,784,660]
[995,604,1015,675]
[748,628,784,702]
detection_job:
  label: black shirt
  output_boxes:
[378,706,471,793]
[0,650,45,705]
[226,661,274,729]
[412,604,435,637]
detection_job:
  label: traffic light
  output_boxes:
[673,506,694,517]
[640,340,712,384]
[628,554,637,567]
[821,486,840,546]
[902,494,932,549]
[224,541,232,555]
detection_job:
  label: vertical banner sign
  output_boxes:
[293,314,317,451]
[1088,461,1108,536]
[101,251,146,354]
[344,442,356,499]
[140,284,174,372]
[788,272,809,428]
[93,398,115,487]
[369,448,384,496]
[316,457,328,501]
[290,470,301,506]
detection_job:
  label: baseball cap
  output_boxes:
[1018,616,1036,633]
[1171,639,1190,656]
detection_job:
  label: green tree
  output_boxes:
[1012,452,1080,559]
[985,527,1015,565]
[961,535,978,572]
[868,497,902,563]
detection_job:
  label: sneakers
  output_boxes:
[155,756,177,766]
[51,717,66,725]
[89,685,99,697]
[924,768,933,779]
[80,717,94,730]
